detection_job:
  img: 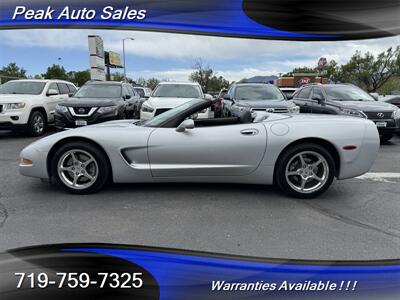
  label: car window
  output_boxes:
[67,84,77,93]
[153,84,202,98]
[122,85,130,97]
[297,87,312,99]
[312,88,325,100]
[235,85,284,101]
[74,84,122,98]
[48,83,59,93]
[134,88,145,98]
[0,81,46,95]
[325,85,375,101]
[57,83,70,95]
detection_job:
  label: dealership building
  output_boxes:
[275,73,328,88]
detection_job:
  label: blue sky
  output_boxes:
[0,29,399,82]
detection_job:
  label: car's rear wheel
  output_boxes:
[26,110,46,136]
[51,142,110,194]
[275,143,335,198]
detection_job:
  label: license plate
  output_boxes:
[75,120,87,126]
[375,122,387,128]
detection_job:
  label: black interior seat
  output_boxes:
[194,117,239,127]
[239,110,253,124]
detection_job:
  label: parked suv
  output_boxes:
[0,79,77,136]
[292,83,400,142]
[222,83,299,117]
[54,81,139,129]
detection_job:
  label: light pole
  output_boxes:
[122,37,135,82]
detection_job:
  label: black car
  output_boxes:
[292,83,400,142]
[222,83,299,117]
[55,81,139,129]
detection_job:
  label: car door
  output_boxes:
[46,83,67,122]
[311,87,338,114]
[293,86,313,113]
[147,123,267,177]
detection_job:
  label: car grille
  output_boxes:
[73,107,93,115]
[252,108,289,113]
[154,108,171,116]
[364,111,393,119]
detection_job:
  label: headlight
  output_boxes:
[141,103,154,113]
[341,108,367,118]
[4,102,26,110]
[289,106,300,113]
[392,109,400,119]
[55,104,68,113]
[98,106,118,114]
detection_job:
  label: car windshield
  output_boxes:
[325,86,375,101]
[236,85,285,100]
[140,99,204,127]
[0,81,46,95]
[74,84,122,98]
[134,88,145,97]
[153,84,202,98]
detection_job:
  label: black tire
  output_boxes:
[26,110,46,136]
[51,142,110,194]
[275,143,335,199]
[380,134,393,143]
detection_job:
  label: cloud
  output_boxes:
[0,29,399,81]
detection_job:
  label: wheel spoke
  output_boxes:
[82,172,95,181]
[300,178,307,191]
[83,158,94,167]
[298,154,306,166]
[70,152,80,164]
[60,166,73,172]
[312,159,323,169]
[287,171,299,176]
[72,174,81,186]
[312,174,323,182]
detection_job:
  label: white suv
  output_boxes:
[140,81,213,120]
[0,79,77,136]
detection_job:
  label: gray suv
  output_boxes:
[292,84,400,142]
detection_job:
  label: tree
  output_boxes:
[42,64,68,80]
[188,59,229,92]
[336,47,400,92]
[73,70,91,87]
[146,78,160,90]
[136,77,147,87]
[0,62,27,82]
[283,66,317,77]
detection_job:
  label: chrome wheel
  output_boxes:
[33,114,44,134]
[57,149,98,190]
[285,151,329,194]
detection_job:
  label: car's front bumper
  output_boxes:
[0,108,30,129]
[55,111,118,129]
[19,145,49,179]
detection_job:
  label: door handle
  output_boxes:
[240,129,259,136]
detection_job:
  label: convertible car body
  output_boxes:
[19,99,380,198]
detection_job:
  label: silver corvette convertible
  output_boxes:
[19,98,380,198]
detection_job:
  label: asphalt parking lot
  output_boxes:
[0,130,399,260]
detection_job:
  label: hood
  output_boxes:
[147,97,196,108]
[337,100,398,112]
[0,94,41,103]
[60,98,117,107]
[235,99,294,109]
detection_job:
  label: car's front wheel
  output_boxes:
[26,110,46,136]
[51,142,110,194]
[275,143,335,198]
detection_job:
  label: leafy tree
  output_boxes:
[34,74,42,79]
[146,78,160,90]
[42,64,68,80]
[0,62,27,82]
[73,70,91,87]
[283,66,317,77]
[189,59,229,92]
[335,47,400,92]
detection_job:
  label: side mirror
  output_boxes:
[124,94,131,100]
[312,96,324,104]
[47,89,59,96]
[68,92,74,97]
[176,119,195,132]
[223,94,233,101]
